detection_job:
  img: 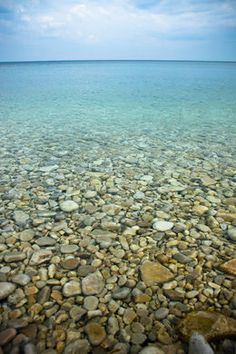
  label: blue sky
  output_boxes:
[0,0,236,61]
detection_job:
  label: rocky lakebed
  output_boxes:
[0,119,236,354]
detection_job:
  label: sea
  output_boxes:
[0,60,236,353]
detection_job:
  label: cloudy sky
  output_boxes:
[0,0,236,61]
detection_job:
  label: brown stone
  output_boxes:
[178,311,236,341]
[140,261,174,286]
[20,324,38,339]
[217,212,236,222]
[224,197,236,206]
[134,294,151,303]
[220,259,236,276]
[0,328,17,346]
[61,258,80,270]
[85,322,106,346]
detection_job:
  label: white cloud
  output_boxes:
[12,0,235,43]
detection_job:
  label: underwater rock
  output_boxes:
[59,200,79,212]
[0,282,16,300]
[188,332,214,354]
[220,259,236,276]
[153,221,174,232]
[178,311,236,341]
[140,261,174,285]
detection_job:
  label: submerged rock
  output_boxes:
[188,332,214,354]
[178,311,236,341]
[59,200,79,212]
[220,259,236,276]
[140,261,174,286]
[0,282,16,300]
[153,221,174,231]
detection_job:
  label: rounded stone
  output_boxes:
[82,271,104,295]
[83,296,99,311]
[155,308,169,320]
[85,322,106,346]
[36,237,56,246]
[228,228,236,242]
[59,200,79,212]
[0,282,16,300]
[12,274,31,286]
[60,245,79,253]
[61,258,80,270]
[63,281,81,297]
[139,346,165,354]
[153,221,174,232]
[19,229,34,242]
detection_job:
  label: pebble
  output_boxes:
[228,227,236,241]
[12,274,31,286]
[4,252,26,262]
[85,322,106,345]
[30,250,52,265]
[112,287,131,299]
[188,332,214,354]
[0,282,16,300]
[61,258,80,270]
[60,244,79,253]
[153,221,174,231]
[0,328,17,346]
[63,280,81,297]
[140,261,174,285]
[59,200,79,212]
[19,229,34,242]
[139,347,165,354]
[155,308,169,320]
[84,296,99,310]
[82,271,105,295]
[36,237,56,246]
[13,210,29,226]
[64,339,90,354]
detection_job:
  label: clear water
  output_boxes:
[1,60,236,168]
[1,61,236,351]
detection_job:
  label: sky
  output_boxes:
[0,0,236,61]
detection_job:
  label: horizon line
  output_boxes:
[0,59,236,64]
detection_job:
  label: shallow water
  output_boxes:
[0,61,236,353]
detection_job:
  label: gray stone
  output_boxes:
[24,343,37,354]
[83,296,99,310]
[0,328,17,346]
[112,287,131,299]
[107,316,119,335]
[63,280,81,297]
[40,165,58,173]
[36,237,56,246]
[60,245,79,253]
[0,282,16,300]
[188,332,214,354]
[19,229,34,242]
[91,229,116,248]
[155,308,169,320]
[173,252,192,264]
[59,200,79,212]
[153,221,174,231]
[139,347,165,354]
[64,339,90,354]
[4,252,26,262]
[13,210,29,226]
[133,191,145,200]
[30,250,52,265]
[228,228,236,242]
[12,274,31,286]
[82,271,104,295]
[77,265,96,277]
